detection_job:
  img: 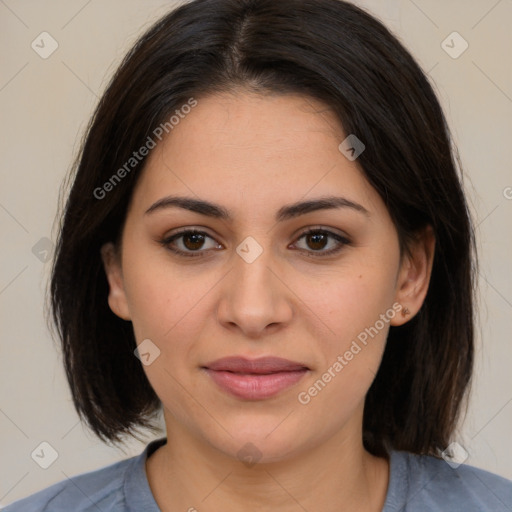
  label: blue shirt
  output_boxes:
[2,437,512,511]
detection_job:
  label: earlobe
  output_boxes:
[390,225,435,326]
[100,242,131,321]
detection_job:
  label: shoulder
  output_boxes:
[384,449,512,512]
[1,456,135,512]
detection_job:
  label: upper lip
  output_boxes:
[203,356,309,374]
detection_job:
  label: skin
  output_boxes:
[102,91,435,512]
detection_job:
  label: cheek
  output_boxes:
[292,265,398,409]
[121,237,213,342]
[296,263,398,346]
[121,255,215,414]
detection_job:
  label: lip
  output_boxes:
[203,356,309,400]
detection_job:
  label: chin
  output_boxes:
[198,414,313,465]
[220,436,304,466]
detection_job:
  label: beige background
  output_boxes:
[1,0,511,506]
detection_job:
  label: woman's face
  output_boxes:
[103,91,431,463]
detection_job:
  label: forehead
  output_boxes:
[129,92,383,219]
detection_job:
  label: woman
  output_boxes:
[4,0,512,510]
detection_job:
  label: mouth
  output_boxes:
[202,356,310,400]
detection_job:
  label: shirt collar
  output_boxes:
[123,437,167,511]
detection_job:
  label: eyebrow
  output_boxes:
[145,195,370,221]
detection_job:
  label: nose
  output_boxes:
[216,244,293,339]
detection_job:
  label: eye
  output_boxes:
[160,229,222,258]
[159,227,350,259]
[292,228,350,256]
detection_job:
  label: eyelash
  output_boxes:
[159,227,351,259]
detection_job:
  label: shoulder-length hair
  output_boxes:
[50,0,476,457]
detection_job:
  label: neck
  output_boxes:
[146,410,390,512]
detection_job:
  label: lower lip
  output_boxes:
[204,369,308,400]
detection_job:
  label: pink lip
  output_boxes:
[203,357,309,400]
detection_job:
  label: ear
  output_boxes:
[100,242,131,321]
[390,225,435,326]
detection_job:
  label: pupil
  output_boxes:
[184,233,204,250]
[308,233,327,250]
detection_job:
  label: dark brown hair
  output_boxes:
[50,0,476,457]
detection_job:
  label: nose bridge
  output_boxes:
[239,250,271,286]
[232,237,276,304]
[217,236,292,334]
